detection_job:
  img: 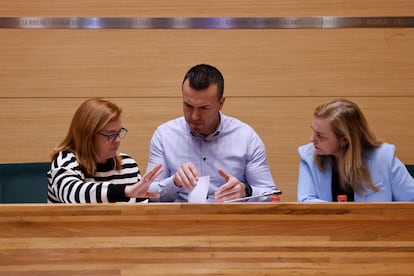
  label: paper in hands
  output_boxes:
[188,175,210,203]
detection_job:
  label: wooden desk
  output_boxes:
[0,203,413,275]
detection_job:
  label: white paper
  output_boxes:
[188,175,210,203]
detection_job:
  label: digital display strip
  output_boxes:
[0,17,413,29]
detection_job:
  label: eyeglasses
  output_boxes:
[98,127,128,142]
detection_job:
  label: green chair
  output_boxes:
[406,164,414,178]
[0,162,50,203]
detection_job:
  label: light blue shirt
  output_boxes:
[297,143,414,202]
[147,113,277,202]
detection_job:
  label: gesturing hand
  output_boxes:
[214,168,246,202]
[124,164,163,198]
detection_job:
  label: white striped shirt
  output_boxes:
[47,151,144,203]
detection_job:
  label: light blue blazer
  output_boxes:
[297,143,414,202]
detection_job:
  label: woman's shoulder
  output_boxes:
[298,143,315,158]
[53,150,77,164]
[118,153,138,164]
[51,150,79,171]
[378,142,395,152]
[370,143,396,155]
[366,143,396,163]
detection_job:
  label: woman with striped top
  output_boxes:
[47,98,162,203]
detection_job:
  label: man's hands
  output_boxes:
[124,164,163,198]
[173,163,246,202]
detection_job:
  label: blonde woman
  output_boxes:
[47,98,162,203]
[298,98,414,202]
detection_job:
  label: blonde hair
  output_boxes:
[314,98,382,194]
[51,98,123,175]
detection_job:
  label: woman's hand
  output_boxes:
[124,164,163,198]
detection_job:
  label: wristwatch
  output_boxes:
[244,182,252,197]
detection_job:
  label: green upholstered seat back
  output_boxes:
[406,164,414,178]
[0,162,50,203]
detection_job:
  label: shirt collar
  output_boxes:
[189,112,222,139]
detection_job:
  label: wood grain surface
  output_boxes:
[0,203,413,275]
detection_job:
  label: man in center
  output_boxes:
[147,64,277,202]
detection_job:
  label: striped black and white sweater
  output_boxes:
[47,150,145,203]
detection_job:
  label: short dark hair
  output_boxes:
[182,64,224,99]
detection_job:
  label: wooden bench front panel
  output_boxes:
[0,203,413,275]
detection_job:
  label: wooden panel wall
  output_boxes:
[1,203,414,275]
[1,1,414,202]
